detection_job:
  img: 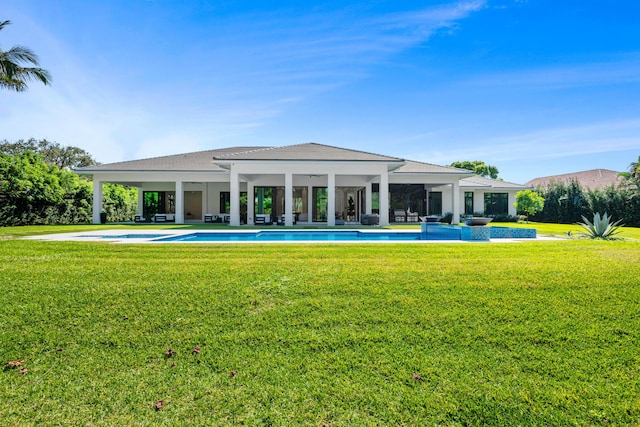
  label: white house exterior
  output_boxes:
[76,143,528,226]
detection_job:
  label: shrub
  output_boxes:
[440,212,453,224]
[489,213,518,222]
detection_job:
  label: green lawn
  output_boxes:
[1,225,639,425]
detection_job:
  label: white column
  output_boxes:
[230,169,240,226]
[92,180,103,224]
[285,173,293,226]
[327,173,335,226]
[379,172,389,226]
[203,183,209,215]
[426,189,431,215]
[474,191,484,216]
[307,185,313,223]
[508,192,517,217]
[175,181,184,224]
[247,181,255,224]
[365,182,372,214]
[452,181,460,224]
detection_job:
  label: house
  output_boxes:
[75,142,529,226]
[525,169,622,191]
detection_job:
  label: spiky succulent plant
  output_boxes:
[577,212,624,240]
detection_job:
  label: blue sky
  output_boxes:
[2,0,639,184]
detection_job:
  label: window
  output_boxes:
[484,193,508,215]
[428,192,442,215]
[142,191,175,218]
[389,184,426,216]
[293,187,307,214]
[312,187,328,222]
[220,192,230,214]
[220,191,247,220]
[254,187,274,215]
[372,183,379,214]
[464,192,474,215]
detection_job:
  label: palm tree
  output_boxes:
[628,156,640,182]
[620,156,640,187]
[0,20,51,91]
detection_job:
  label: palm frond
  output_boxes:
[0,19,51,91]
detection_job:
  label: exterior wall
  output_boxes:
[473,191,485,215]
[85,164,522,224]
[459,189,519,217]
[431,186,520,218]
[508,192,517,217]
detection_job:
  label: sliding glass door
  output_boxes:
[312,187,328,222]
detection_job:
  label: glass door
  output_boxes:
[312,187,328,222]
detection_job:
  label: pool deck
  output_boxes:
[25,228,560,244]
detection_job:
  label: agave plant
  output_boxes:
[577,212,624,240]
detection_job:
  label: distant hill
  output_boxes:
[525,169,623,191]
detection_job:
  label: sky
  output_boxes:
[2,0,640,184]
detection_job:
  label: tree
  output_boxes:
[0,152,71,225]
[514,189,544,222]
[1,20,51,91]
[0,138,97,169]
[620,155,640,189]
[0,151,137,225]
[450,160,499,179]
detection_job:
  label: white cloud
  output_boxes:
[1,2,487,163]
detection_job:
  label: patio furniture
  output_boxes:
[154,214,175,223]
[255,214,271,225]
[393,209,406,222]
[134,215,148,223]
[406,209,419,222]
[360,214,380,225]
[204,214,218,223]
[276,214,297,225]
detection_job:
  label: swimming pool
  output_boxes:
[154,230,423,242]
[99,234,170,239]
[37,224,536,243]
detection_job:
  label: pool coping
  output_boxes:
[24,228,559,244]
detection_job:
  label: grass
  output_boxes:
[0,224,639,425]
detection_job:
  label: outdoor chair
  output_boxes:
[394,209,406,222]
[406,209,419,222]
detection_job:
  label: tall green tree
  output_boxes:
[620,155,640,189]
[0,138,97,169]
[0,20,51,91]
[449,160,499,179]
[514,189,544,222]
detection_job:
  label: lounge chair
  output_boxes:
[134,214,148,223]
[394,209,406,222]
[154,214,175,223]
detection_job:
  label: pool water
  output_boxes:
[99,234,170,239]
[70,225,535,243]
[154,231,422,242]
